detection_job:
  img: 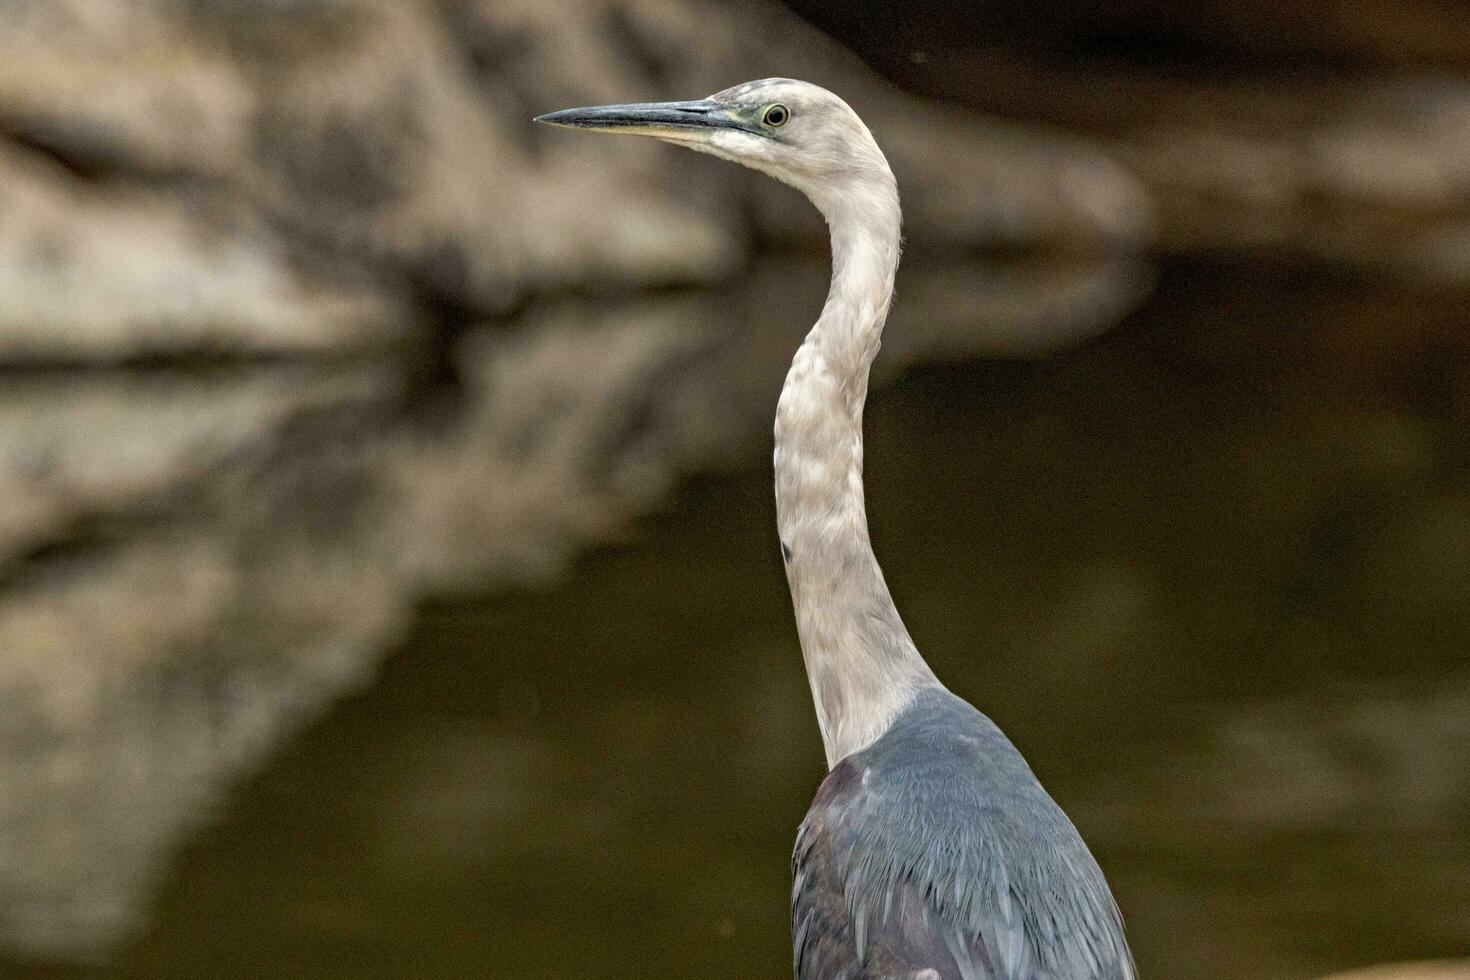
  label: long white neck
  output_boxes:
[774,173,940,768]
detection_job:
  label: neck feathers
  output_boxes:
[775,172,937,767]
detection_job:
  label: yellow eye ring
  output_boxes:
[762,103,790,128]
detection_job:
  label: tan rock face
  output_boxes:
[0,146,401,361]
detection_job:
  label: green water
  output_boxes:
[19,260,1470,978]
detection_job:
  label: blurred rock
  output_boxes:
[796,2,1470,283]
[1119,80,1470,282]
[988,66,1470,279]
[0,145,401,361]
[0,0,1150,363]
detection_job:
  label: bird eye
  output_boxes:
[762,103,790,128]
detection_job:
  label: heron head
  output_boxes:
[535,78,893,218]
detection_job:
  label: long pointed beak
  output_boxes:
[534,99,745,137]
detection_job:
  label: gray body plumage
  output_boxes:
[792,689,1134,980]
[536,77,1135,980]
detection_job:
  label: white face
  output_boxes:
[688,79,891,199]
[537,78,893,211]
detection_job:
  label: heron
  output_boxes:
[537,79,1136,980]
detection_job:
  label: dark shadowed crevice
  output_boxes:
[0,114,214,188]
[395,279,481,424]
[0,118,126,183]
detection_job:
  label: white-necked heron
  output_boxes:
[537,78,1135,980]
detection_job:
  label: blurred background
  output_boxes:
[1,1,1468,978]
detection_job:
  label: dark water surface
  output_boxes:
[16,261,1470,978]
